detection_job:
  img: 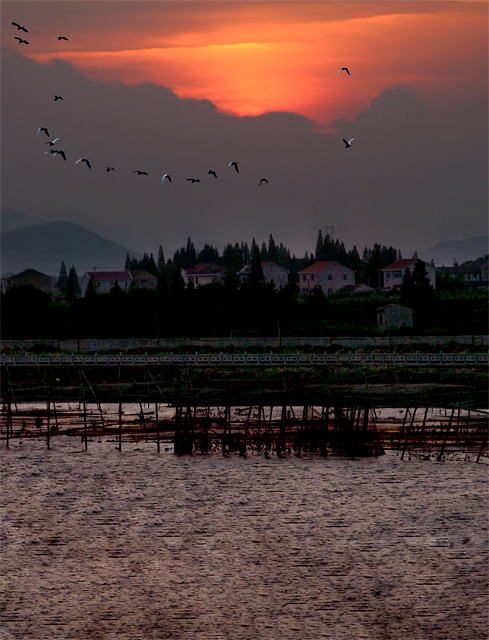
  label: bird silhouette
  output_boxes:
[75,158,91,169]
[15,37,29,44]
[133,170,148,175]
[258,178,268,186]
[162,174,172,183]
[55,36,69,40]
[338,67,350,76]
[343,138,354,148]
[228,161,239,173]
[44,138,60,146]
[53,150,67,161]
[37,127,50,137]
[106,166,115,172]
[187,178,200,183]
[12,22,28,32]
[54,95,63,101]
[208,170,217,178]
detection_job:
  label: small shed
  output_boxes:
[377,304,413,331]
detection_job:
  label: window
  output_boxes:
[328,275,332,281]
[386,272,391,279]
[343,274,347,280]
[310,275,315,281]
[393,271,401,278]
[302,274,306,281]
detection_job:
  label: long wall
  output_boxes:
[1,336,487,352]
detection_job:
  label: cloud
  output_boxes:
[1,53,487,262]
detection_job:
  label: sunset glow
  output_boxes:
[18,1,487,129]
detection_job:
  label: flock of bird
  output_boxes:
[13,20,355,188]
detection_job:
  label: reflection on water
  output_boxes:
[1,438,487,640]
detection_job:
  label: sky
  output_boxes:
[1,0,488,261]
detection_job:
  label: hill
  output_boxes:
[420,236,488,266]
[1,221,141,276]
[1,208,46,233]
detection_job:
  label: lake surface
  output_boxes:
[1,438,487,640]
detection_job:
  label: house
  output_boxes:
[129,270,158,290]
[1,268,52,294]
[455,257,488,288]
[80,270,133,296]
[377,304,413,331]
[298,261,355,296]
[237,261,289,288]
[382,256,436,290]
[184,263,224,286]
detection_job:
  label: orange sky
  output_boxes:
[8,1,489,128]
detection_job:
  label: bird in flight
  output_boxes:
[44,138,60,146]
[258,178,268,186]
[208,170,217,178]
[133,170,148,175]
[228,161,239,173]
[106,166,115,172]
[37,127,50,137]
[187,178,200,183]
[75,158,91,169]
[338,67,350,76]
[55,36,69,41]
[45,149,66,160]
[343,138,354,148]
[12,22,28,32]
[162,174,172,183]
[54,95,63,101]
[15,37,29,44]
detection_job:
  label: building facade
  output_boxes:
[377,304,414,331]
[382,257,436,290]
[1,269,53,294]
[237,261,289,288]
[184,263,224,286]
[298,261,355,296]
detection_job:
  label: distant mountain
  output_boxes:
[420,236,488,266]
[1,221,141,276]
[1,208,46,233]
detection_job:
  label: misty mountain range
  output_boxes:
[1,208,487,277]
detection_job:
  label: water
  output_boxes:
[1,439,487,640]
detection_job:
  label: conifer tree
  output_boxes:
[250,245,264,287]
[66,265,80,301]
[58,261,68,296]
[157,246,165,275]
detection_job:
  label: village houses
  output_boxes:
[183,263,224,286]
[298,261,355,296]
[382,256,436,291]
[79,270,157,296]
[237,261,289,288]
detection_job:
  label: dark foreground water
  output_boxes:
[1,438,487,640]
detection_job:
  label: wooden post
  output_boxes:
[118,400,122,451]
[418,406,429,446]
[83,396,88,450]
[46,397,51,450]
[401,406,417,460]
[6,400,11,448]
[155,402,160,453]
[438,407,455,461]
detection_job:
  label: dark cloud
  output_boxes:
[1,53,487,261]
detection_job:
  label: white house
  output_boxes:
[382,257,436,291]
[298,261,355,296]
[80,270,133,296]
[237,261,289,288]
[184,263,224,286]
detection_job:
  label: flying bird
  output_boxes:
[37,127,50,137]
[75,158,91,169]
[343,138,354,148]
[44,138,60,146]
[228,161,239,173]
[55,36,69,40]
[133,170,148,175]
[54,95,63,101]
[12,22,28,32]
[208,170,217,178]
[15,37,29,44]
[53,150,67,161]
[162,174,172,183]
[338,67,350,75]
[258,178,268,186]
[106,166,115,172]
[187,178,200,183]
